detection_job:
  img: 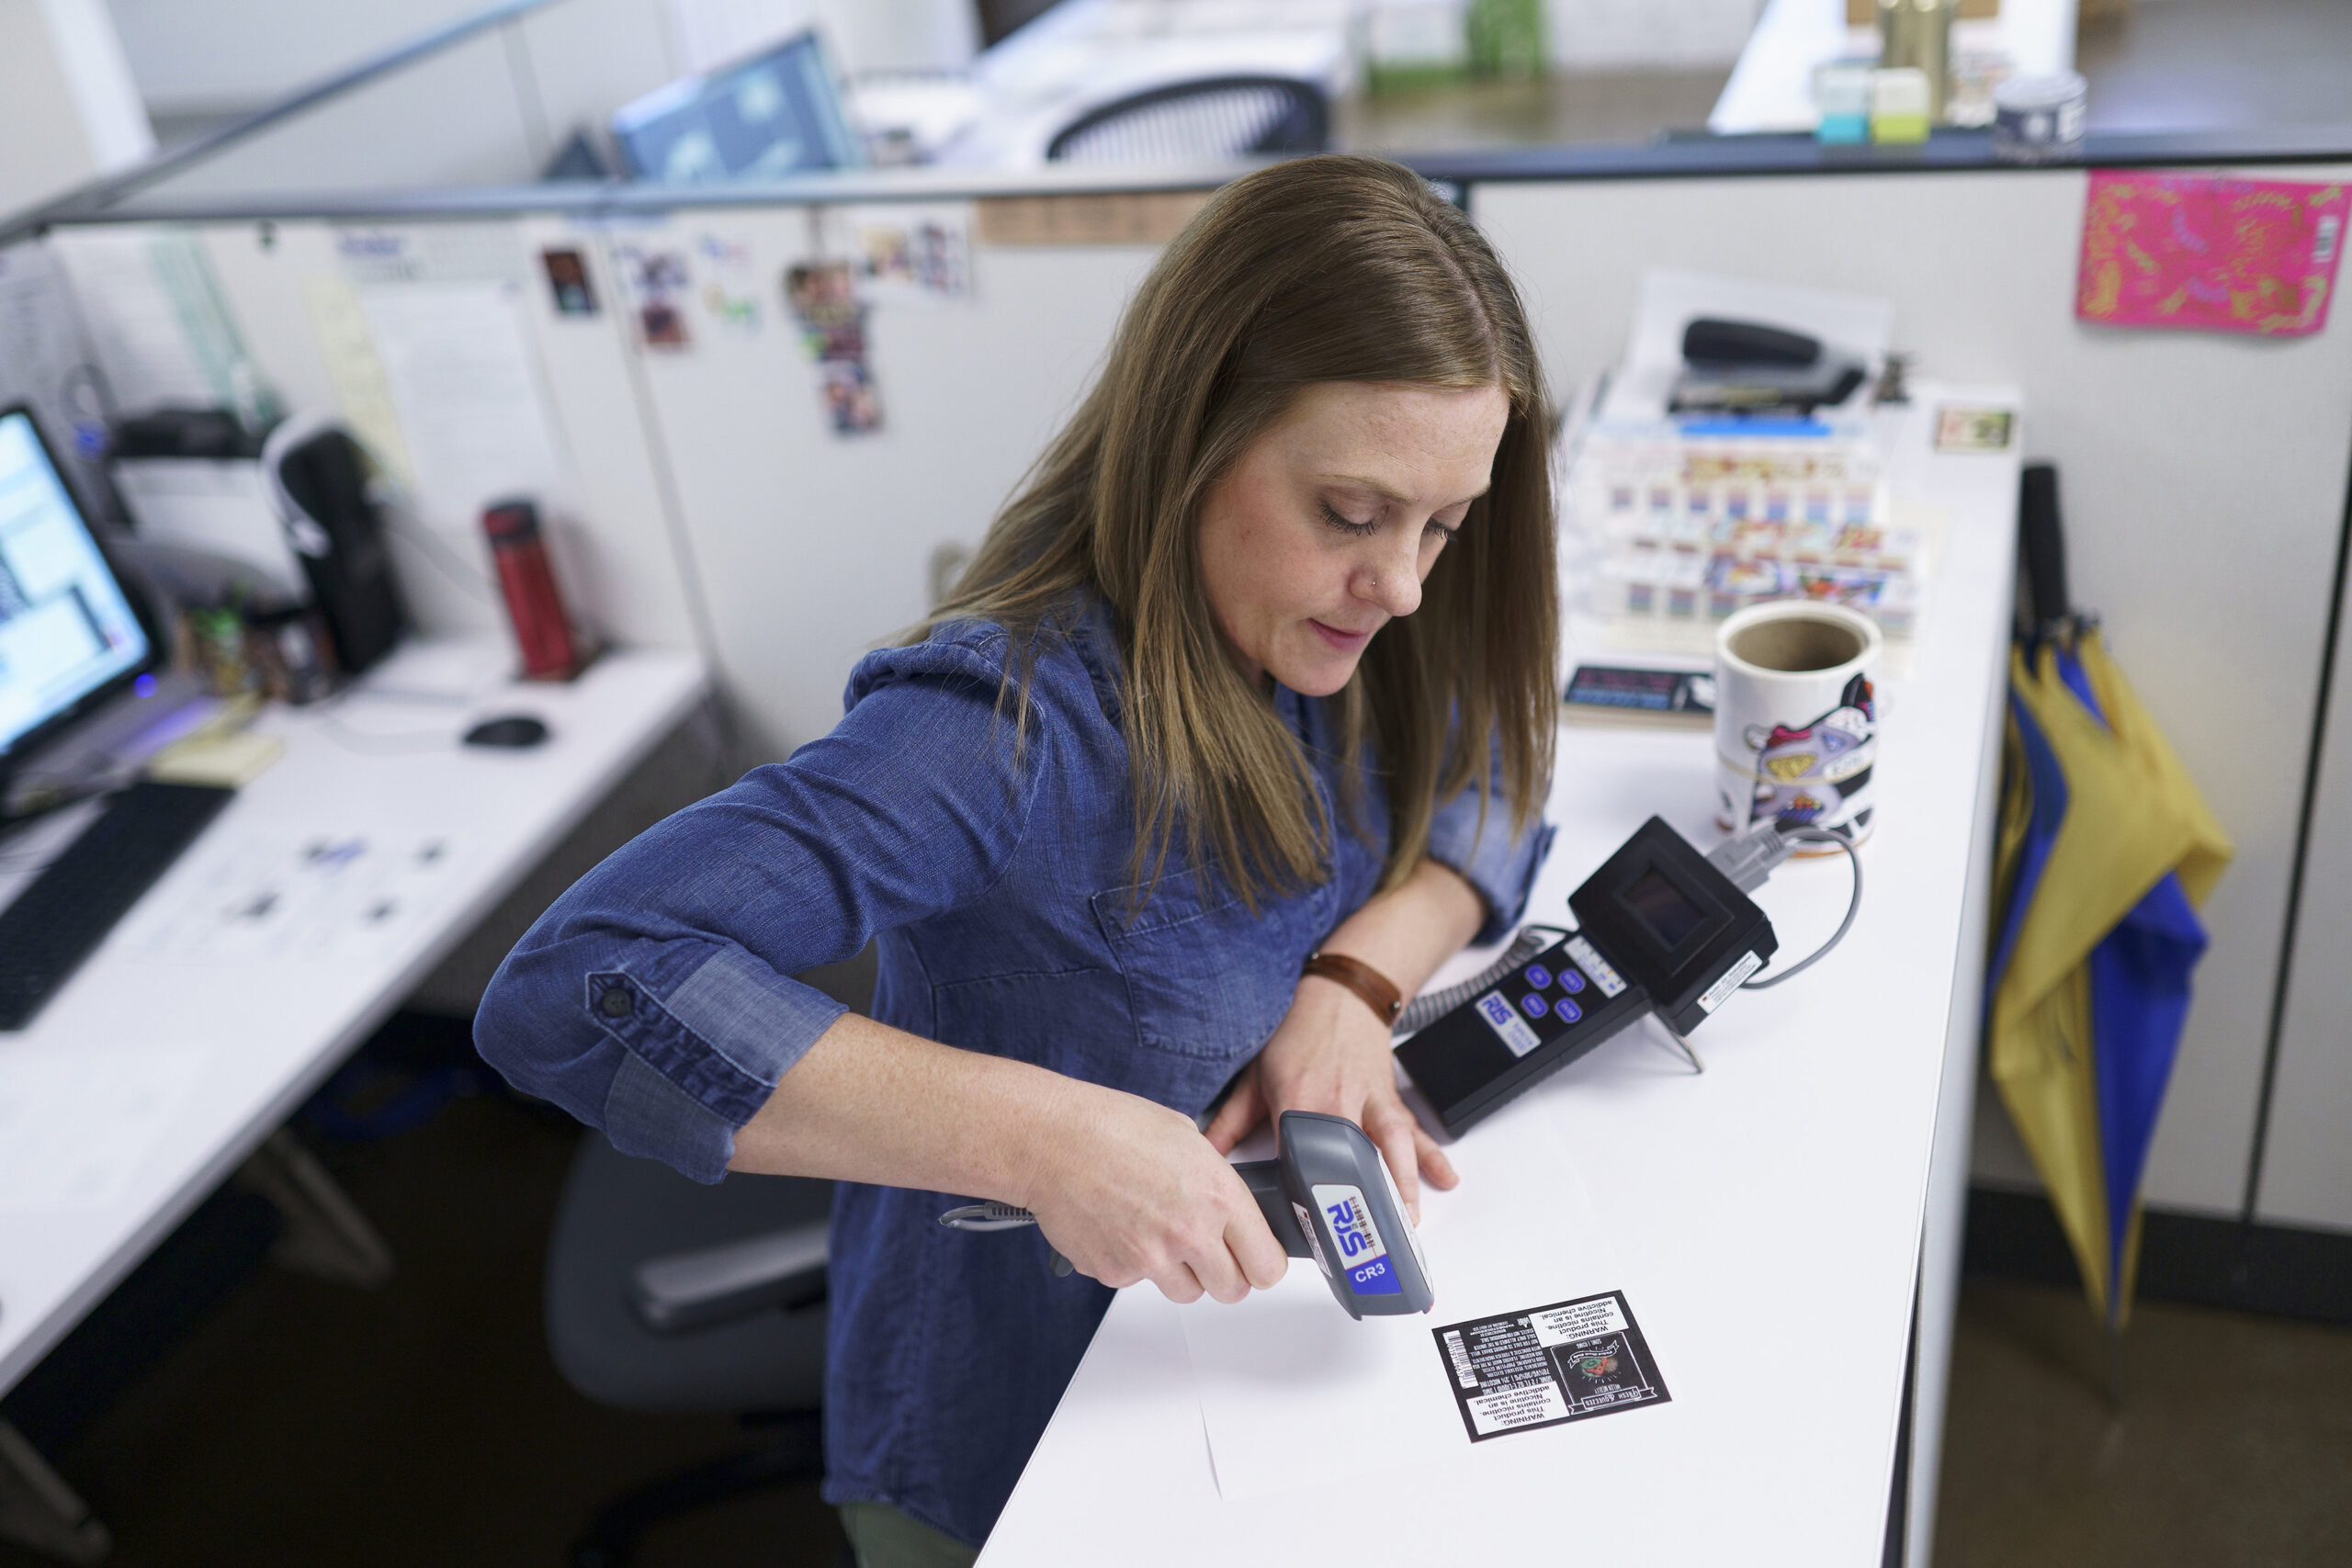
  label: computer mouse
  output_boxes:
[463,715,549,749]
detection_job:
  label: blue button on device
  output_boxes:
[1523,964,1552,989]
[1557,968,1586,994]
[1520,994,1547,1018]
[1555,998,1582,1024]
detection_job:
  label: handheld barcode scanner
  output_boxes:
[1241,1111,1435,1319]
[939,1110,1435,1319]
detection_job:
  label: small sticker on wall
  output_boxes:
[695,233,762,335]
[1933,405,2015,452]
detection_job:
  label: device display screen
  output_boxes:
[1623,867,1706,950]
[0,411,150,754]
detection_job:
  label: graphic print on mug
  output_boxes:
[1713,601,1882,846]
[1739,670,1876,836]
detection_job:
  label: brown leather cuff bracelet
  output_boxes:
[1301,950,1403,1025]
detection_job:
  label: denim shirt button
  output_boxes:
[598,985,635,1019]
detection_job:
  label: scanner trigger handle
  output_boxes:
[1235,1158,1313,1259]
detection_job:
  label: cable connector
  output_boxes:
[1703,820,1802,892]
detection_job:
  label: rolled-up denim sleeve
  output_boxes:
[1425,775,1555,947]
[474,634,1044,1182]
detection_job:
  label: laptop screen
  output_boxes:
[0,408,152,757]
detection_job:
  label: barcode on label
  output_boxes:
[2316,215,2341,265]
[1443,1330,1478,1389]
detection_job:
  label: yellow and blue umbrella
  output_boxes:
[1986,624,2232,1328]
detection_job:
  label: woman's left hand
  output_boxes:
[1204,971,1457,1222]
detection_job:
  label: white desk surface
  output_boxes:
[0,641,705,1395]
[1711,0,2079,135]
[984,395,2020,1565]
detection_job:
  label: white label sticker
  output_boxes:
[1292,1201,1331,1278]
[1370,1136,1430,1290]
[1697,950,1764,1013]
[1474,991,1544,1057]
[1531,1296,1630,1347]
[1465,1382,1573,1436]
[1565,935,1627,998]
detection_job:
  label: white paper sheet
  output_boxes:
[0,1046,211,1210]
[115,829,467,964]
[1601,267,1894,424]
[358,281,569,537]
[49,229,223,412]
[1178,1098,1624,1501]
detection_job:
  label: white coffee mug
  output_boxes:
[1713,601,1883,846]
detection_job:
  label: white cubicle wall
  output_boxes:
[26,156,2352,1243]
[119,0,681,202]
[137,204,1166,757]
[1473,165,2352,1229]
[2261,584,2352,1233]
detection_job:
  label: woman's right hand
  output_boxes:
[1017,1082,1289,1304]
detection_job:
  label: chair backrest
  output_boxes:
[1046,74,1329,164]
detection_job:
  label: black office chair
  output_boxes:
[545,949,875,1568]
[1046,74,1329,164]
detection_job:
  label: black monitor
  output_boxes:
[976,0,1066,47]
[0,405,158,784]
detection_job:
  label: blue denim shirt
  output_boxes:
[474,595,1551,1546]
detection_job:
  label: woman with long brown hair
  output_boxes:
[477,153,1558,1564]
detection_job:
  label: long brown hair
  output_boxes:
[920,154,1556,906]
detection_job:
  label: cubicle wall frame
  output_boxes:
[13,124,2352,1235]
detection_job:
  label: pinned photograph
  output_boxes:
[539,247,598,316]
[850,205,973,304]
[785,258,883,435]
[820,360,883,434]
[638,295,689,348]
[615,245,694,351]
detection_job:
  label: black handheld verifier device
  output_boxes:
[1396,816,1779,1136]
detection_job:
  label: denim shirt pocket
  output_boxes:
[1090,859,1329,1078]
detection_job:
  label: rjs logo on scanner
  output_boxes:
[1311,1184,1401,1296]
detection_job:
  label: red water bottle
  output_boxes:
[482,498,581,680]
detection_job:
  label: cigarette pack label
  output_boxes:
[1292,1201,1331,1279]
[1430,1290,1669,1442]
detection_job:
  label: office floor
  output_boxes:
[2077,0,2352,133]
[0,1080,847,1568]
[1935,1280,2352,1567]
[1335,69,1733,153]
[11,1052,2349,1568]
